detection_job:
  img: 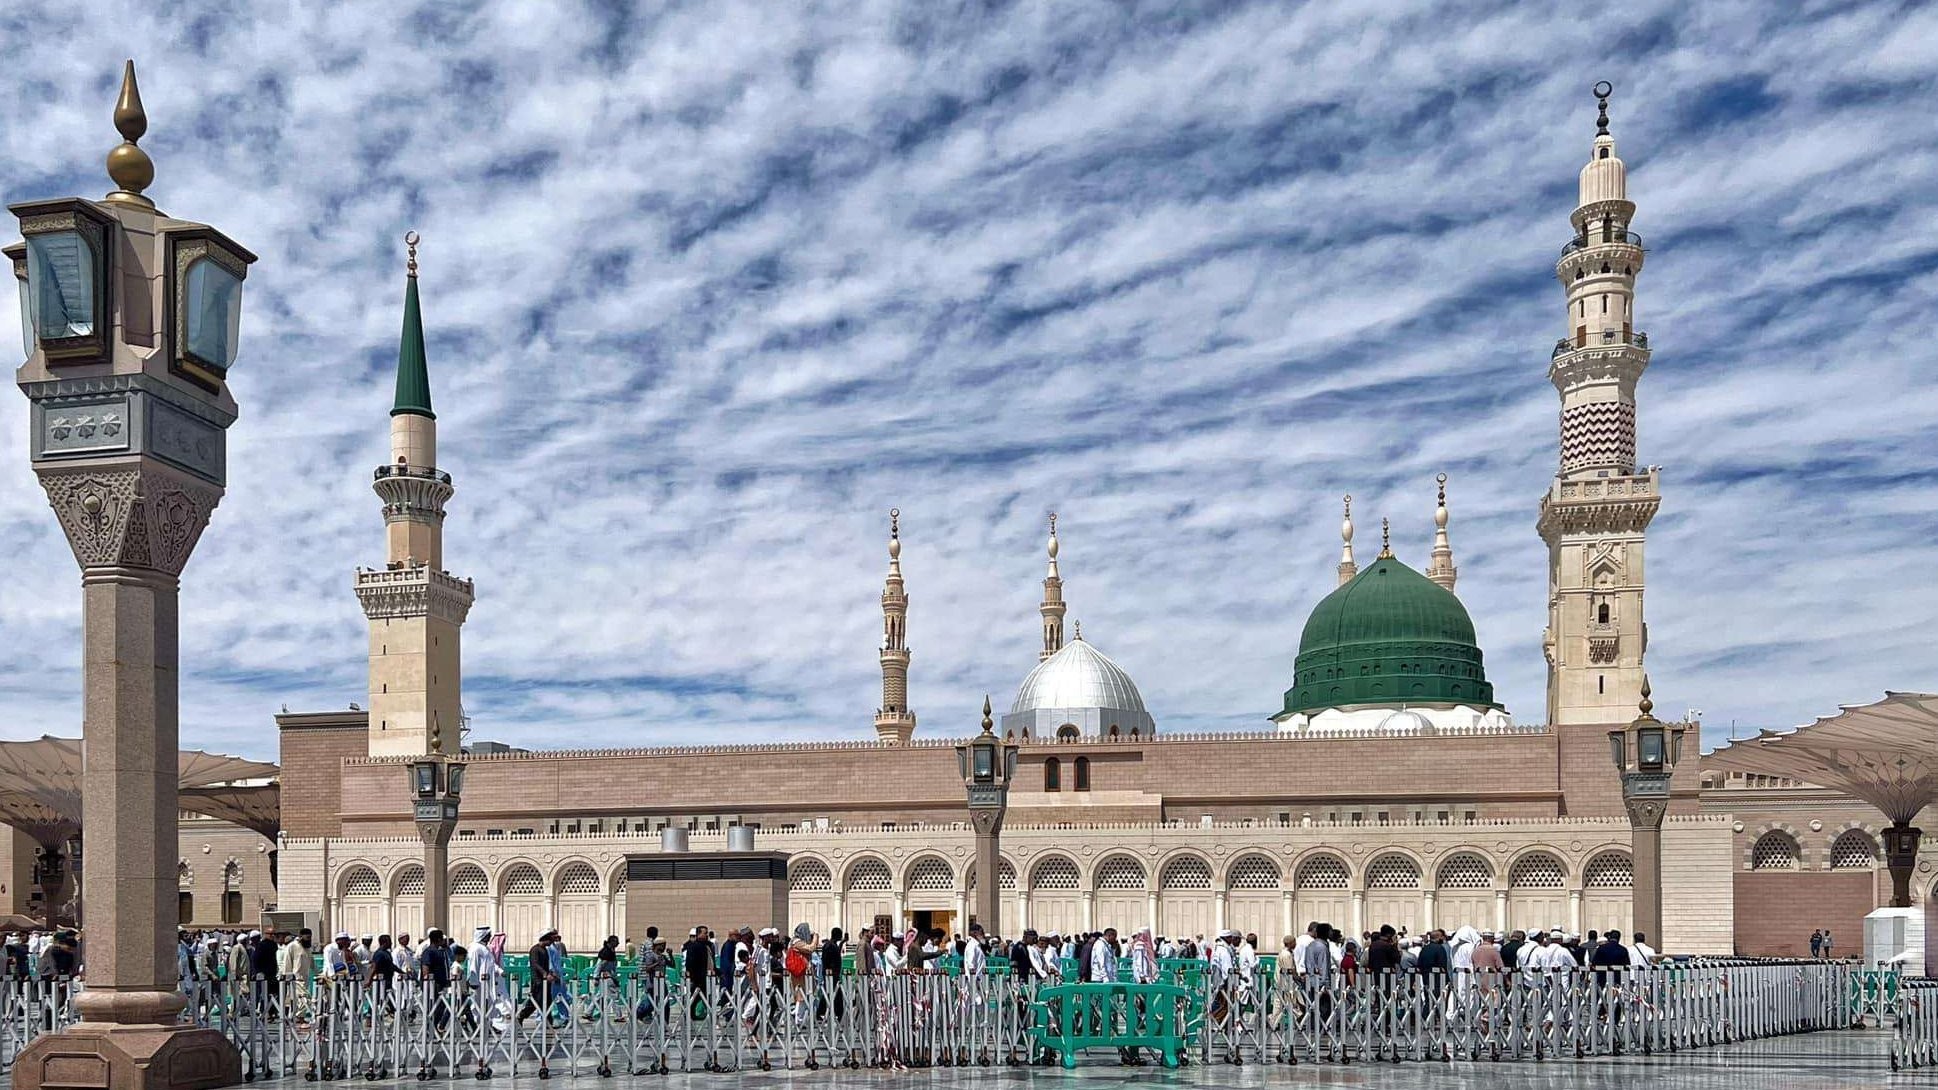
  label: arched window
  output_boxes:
[1751,831,1800,870]
[395,866,427,897]
[1597,603,1610,624]
[789,859,832,891]
[558,862,600,894]
[1830,830,1879,869]
[1583,852,1633,888]
[1056,724,1079,742]
[1096,856,1147,890]
[341,867,381,898]
[1159,856,1212,890]
[450,866,488,896]
[1508,853,1566,888]
[1030,857,1080,891]
[502,864,544,895]
[1294,855,1350,890]
[1074,757,1090,792]
[1366,855,1421,890]
[907,857,955,891]
[1043,757,1061,791]
[1435,853,1492,890]
[1229,855,1281,890]
[846,859,892,891]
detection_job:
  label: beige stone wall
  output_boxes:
[287,725,1609,843]
[175,818,278,930]
[0,827,33,917]
[280,814,1733,953]
[366,614,463,759]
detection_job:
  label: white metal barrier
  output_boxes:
[0,958,1863,1077]
[1893,980,1938,1070]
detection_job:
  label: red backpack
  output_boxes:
[784,946,809,978]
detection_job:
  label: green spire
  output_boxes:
[391,232,434,419]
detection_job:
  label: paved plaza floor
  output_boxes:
[9,1029,1890,1090]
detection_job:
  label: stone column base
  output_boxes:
[10,1022,240,1090]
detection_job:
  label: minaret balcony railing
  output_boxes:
[1554,329,1649,358]
[1561,230,1641,256]
[374,463,452,485]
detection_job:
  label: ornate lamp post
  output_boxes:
[6,61,252,1090]
[956,697,1018,933]
[1608,677,1685,950]
[408,756,464,934]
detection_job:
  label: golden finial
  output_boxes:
[1594,80,1613,137]
[889,507,899,536]
[1073,620,1082,642]
[1638,675,1654,717]
[1343,493,1352,516]
[1379,517,1393,558]
[980,695,994,735]
[405,231,421,279]
[1436,472,1447,504]
[104,60,156,207]
[1046,511,1059,560]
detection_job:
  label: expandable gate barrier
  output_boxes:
[1894,980,1938,1071]
[0,959,1859,1077]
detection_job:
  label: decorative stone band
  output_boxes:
[1559,400,1637,473]
[37,463,223,576]
[373,472,453,524]
[354,566,475,623]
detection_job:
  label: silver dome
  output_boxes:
[1376,708,1433,733]
[1002,638,1156,739]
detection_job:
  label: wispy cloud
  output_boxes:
[0,1,1933,760]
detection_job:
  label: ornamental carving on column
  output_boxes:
[969,810,1001,835]
[40,466,221,575]
[1623,798,1666,828]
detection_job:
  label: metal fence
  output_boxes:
[1894,980,1938,1071]
[0,959,1860,1078]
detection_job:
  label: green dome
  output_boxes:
[1279,555,1498,718]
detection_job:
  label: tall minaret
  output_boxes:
[873,508,916,744]
[1426,473,1457,591]
[1337,495,1358,586]
[357,233,475,758]
[1539,84,1659,727]
[1039,512,1066,661]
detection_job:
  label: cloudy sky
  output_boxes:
[0,1,1934,762]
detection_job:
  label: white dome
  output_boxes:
[1002,638,1155,739]
[1377,709,1433,733]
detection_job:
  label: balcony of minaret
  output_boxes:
[354,564,475,623]
[1538,467,1659,540]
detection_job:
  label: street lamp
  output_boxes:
[1608,676,1686,952]
[409,755,465,935]
[7,61,252,1090]
[957,696,1018,934]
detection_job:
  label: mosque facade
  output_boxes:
[253,94,1922,960]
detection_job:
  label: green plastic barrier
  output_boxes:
[1027,982,1190,1069]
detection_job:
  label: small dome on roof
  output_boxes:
[1003,636,1155,739]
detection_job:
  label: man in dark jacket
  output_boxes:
[1364,926,1404,975]
[517,930,561,1025]
[1010,929,1038,982]
[818,927,845,1019]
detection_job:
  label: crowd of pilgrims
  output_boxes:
[10,919,1659,994]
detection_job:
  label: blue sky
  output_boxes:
[1,1,1935,761]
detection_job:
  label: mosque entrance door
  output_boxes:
[913,909,955,937]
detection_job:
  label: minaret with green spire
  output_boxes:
[392,236,435,418]
[356,232,474,758]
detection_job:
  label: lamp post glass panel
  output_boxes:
[8,60,255,1090]
[1610,678,1684,953]
[957,699,1018,933]
[411,757,462,933]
